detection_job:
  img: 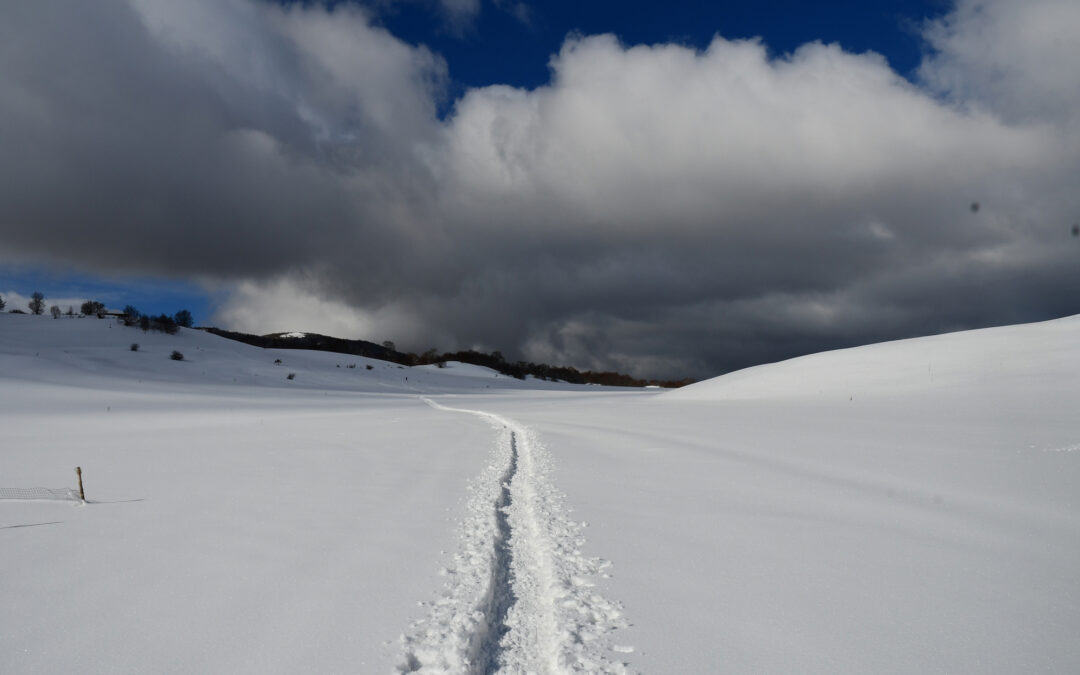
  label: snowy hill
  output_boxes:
[0,312,573,397]
[2,313,1079,673]
[668,314,1080,402]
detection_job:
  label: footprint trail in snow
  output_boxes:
[397,398,632,674]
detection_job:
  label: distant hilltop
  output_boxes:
[201,326,694,388]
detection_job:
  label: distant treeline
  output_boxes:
[201,327,694,388]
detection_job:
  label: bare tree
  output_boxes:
[50,305,61,319]
[122,305,141,326]
[0,294,5,311]
[29,292,45,315]
[80,300,105,317]
[174,309,193,328]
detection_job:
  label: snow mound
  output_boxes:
[413,361,504,379]
[667,314,1080,401]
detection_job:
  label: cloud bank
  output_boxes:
[1,0,1078,378]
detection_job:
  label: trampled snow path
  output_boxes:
[397,398,632,674]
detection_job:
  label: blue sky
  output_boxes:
[378,0,946,90]
[2,0,1077,378]
[0,265,216,323]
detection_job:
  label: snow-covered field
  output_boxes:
[2,313,1079,673]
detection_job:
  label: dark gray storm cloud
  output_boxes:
[2,0,1079,379]
[0,0,443,277]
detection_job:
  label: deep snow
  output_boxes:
[2,312,1079,673]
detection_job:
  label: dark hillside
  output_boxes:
[200,327,694,388]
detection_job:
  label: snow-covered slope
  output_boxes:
[667,314,1080,402]
[0,314,635,674]
[0,312,574,396]
[467,315,1080,673]
[3,312,1079,674]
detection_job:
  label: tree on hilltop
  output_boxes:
[152,314,179,334]
[122,305,141,326]
[174,309,193,328]
[80,300,106,318]
[29,292,45,315]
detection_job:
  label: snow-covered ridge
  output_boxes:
[0,312,588,395]
[668,314,1080,401]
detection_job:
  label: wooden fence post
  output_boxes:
[76,466,85,502]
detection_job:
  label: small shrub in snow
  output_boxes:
[366,365,373,370]
[130,343,139,352]
[286,372,296,380]
[274,359,282,365]
[170,350,184,361]
[347,363,356,369]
